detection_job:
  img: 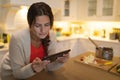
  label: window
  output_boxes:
[102,0,113,16]
[88,0,97,16]
[64,0,70,16]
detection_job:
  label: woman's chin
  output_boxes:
[40,36,46,39]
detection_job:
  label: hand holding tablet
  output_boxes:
[42,49,71,62]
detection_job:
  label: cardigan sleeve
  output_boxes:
[9,34,35,79]
[46,30,64,71]
[48,30,57,54]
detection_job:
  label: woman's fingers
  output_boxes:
[63,53,69,58]
[32,58,50,72]
[32,57,41,65]
[56,53,69,63]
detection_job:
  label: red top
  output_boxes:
[30,43,46,62]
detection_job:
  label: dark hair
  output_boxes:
[27,2,54,28]
[27,2,54,56]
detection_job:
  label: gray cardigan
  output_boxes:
[1,28,63,80]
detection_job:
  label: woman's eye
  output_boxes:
[45,23,50,27]
[35,25,39,27]
[34,23,50,28]
[34,24,41,28]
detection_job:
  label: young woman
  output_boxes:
[0,2,69,80]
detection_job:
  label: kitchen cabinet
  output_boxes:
[0,48,8,63]
[7,0,79,21]
[79,37,120,57]
[57,36,120,57]
[0,0,63,32]
[0,0,62,17]
[56,37,96,58]
[60,0,78,21]
[56,38,85,57]
[77,0,120,21]
[1,0,62,7]
[0,44,9,64]
[0,0,78,24]
[0,47,8,79]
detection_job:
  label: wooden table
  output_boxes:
[26,51,120,80]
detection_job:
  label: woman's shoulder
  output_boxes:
[12,28,30,38]
[11,28,30,42]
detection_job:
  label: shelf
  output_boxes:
[57,35,119,43]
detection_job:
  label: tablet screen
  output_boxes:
[42,49,71,62]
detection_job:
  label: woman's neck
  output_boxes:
[31,39,42,48]
[30,34,42,48]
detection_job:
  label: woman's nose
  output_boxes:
[40,26,45,32]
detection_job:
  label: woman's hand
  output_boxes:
[31,57,50,73]
[56,53,69,63]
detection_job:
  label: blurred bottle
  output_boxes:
[7,34,10,43]
[3,33,10,43]
[3,33,7,43]
[0,33,3,43]
[102,29,106,38]
[56,28,62,37]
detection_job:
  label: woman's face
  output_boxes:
[30,15,51,40]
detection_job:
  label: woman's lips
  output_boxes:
[39,33,46,35]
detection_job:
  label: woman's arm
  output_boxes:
[9,34,35,79]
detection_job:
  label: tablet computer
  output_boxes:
[42,49,71,62]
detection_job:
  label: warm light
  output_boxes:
[87,21,120,28]
[85,21,120,38]
[19,6,28,17]
[54,21,71,35]
[14,6,29,28]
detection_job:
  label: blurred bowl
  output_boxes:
[0,43,4,48]
[116,65,120,73]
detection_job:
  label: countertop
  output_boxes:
[0,43,9,52]
[26,51,120,80]
[74,51,120,76]
[57,35,119,43]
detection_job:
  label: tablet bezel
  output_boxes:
[42,49,71,62]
